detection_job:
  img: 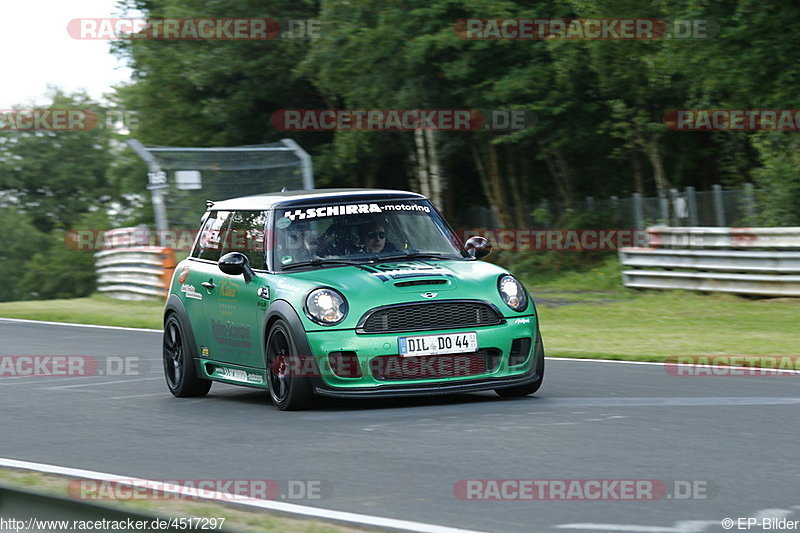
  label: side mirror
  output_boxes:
[465,236,492,259]
[219,252,255,284]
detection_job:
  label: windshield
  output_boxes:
[273,199,465,270]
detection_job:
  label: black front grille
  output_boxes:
[359,301,504,333]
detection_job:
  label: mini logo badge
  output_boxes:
[420,292,438,299]
[257,287,270,300]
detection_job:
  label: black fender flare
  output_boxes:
[164,294,200,361]
[532,325,544,377]
[262,299,314,362]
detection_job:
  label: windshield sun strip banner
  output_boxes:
[281,201,431,221]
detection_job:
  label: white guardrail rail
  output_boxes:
[619,226,800,296]
[646,226,800,249]
[94,228,176,300]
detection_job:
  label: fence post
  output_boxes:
[128,139,170,247]
[585,196,595,211]
[669,188,680,226]
[281,138,315,190]
[743,183,757,222]
[685,186,698,226]
[713,184,726,227]
[610,195,619,224]
[658,192,669,226]
[633,193,644,229]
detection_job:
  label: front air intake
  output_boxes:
[394,279,448,287]
[509,337,532,366]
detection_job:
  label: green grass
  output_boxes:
[0,260,797,362]
[538,290,799,360]
[0,294,164,329]
[516,258,800,360]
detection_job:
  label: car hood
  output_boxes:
[271,259,531,331]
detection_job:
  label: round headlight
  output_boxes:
[305,288,348,326]
[498,275,528,312]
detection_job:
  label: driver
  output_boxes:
[358,220,397,254]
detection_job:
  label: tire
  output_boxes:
[495,330,545,398]
[265,319,315,411]
[163,314,211,397]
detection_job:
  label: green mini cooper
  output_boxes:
[163,189,544,410]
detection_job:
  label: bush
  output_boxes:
[20,233,97,300]
[0,208,47,301]
[751,133,800,226]
[19,210,110,300]
[488,208,620,275]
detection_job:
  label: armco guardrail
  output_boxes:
[647,226,800,249]
[94,228,175,301]
[620,227,800,296]
[619,249,800,273]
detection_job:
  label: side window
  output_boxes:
[192,210,231,262]
[222,210,267,269]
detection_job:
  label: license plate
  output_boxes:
[398,332,478,357]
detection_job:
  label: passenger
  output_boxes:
[282,221,319,263]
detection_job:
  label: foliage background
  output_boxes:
[1,0,799,300]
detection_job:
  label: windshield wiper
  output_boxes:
[378,251,455,261]
[281,258,362,270]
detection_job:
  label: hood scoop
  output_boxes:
[394,279,448,287]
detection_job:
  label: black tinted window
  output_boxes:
[222,210,267,269]
[192,210,231,262]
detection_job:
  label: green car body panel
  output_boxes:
[163,189,544,407]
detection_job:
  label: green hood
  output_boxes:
[271,260,531,331]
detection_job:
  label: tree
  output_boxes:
[111,0,800,228]
[0,91,114,233]
[668,0,800,224]
[113,0,327,147]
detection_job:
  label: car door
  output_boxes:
[202,210,270,370]
[185,209,232,360]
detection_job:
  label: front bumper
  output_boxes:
[313,365,542,398]
[306,317,541,397]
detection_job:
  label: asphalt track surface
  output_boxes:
[2,318,800,533]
